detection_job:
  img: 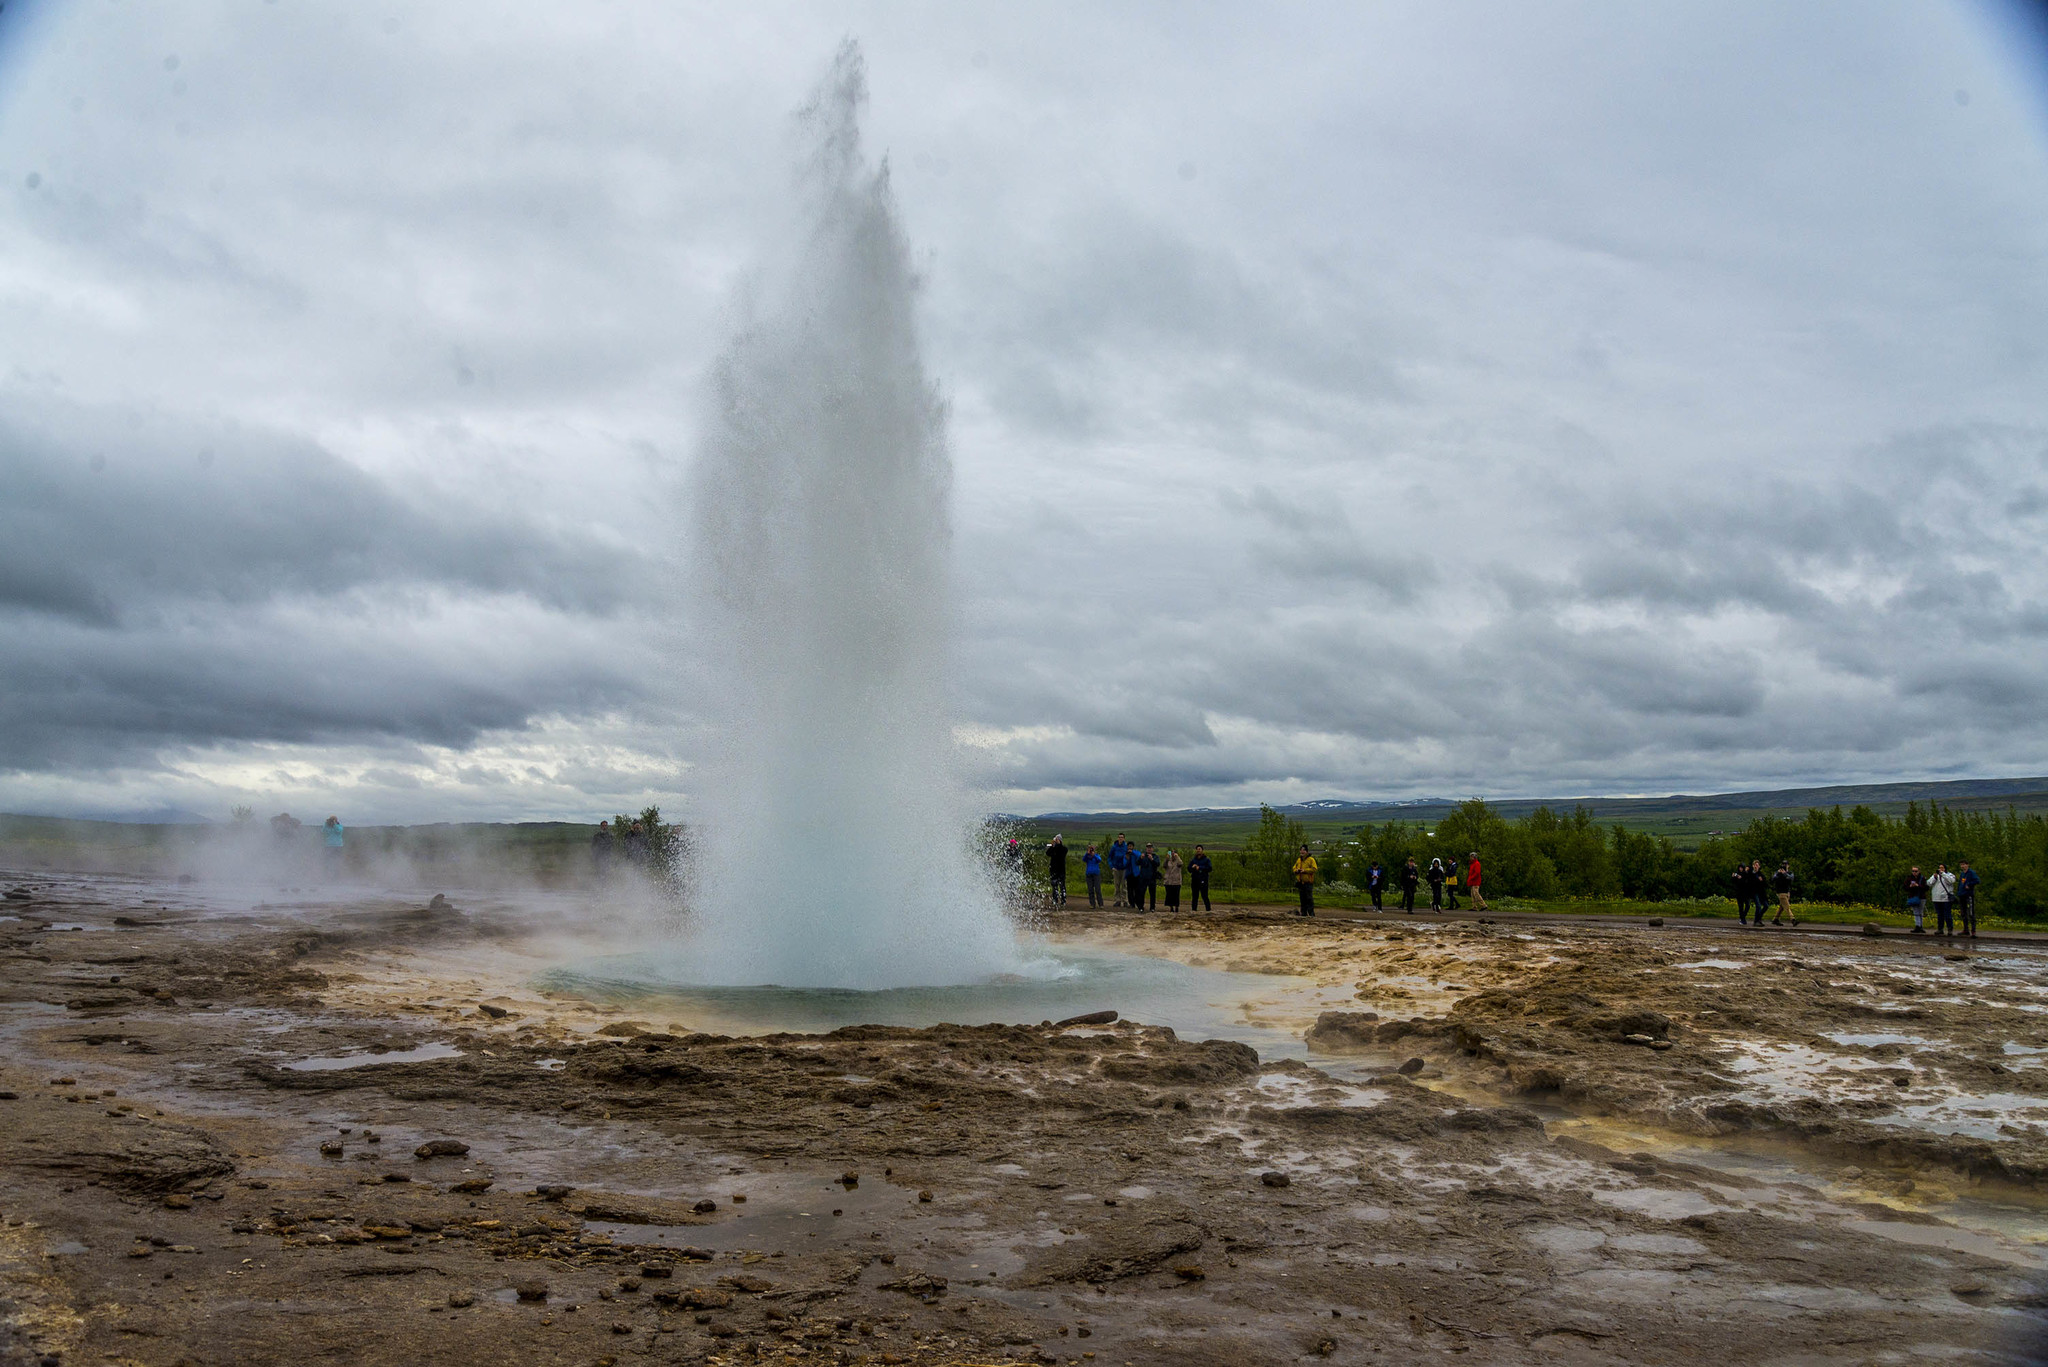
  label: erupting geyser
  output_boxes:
[682,44,1023,989]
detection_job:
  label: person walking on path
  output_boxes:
[1109,836,1129,908]
[1959,862,1981,937]
[1445,858,1461,909]
[1929,864,1958,937]
[1188,846,1213,912]
[1292,845,1319,917]
[1733,863,1754,925]
[1426,858,1447,911]
[1365,861,1386,911]
[1466,851,1487,913]
[1399,857,1420,913]
[1045,835,1069,908]
[1083,845,1104,907]
[1162,848,1184,911]
[1903,866,1928,933]
[322,816,345,877]
[1769,862,1797,926]
[591,819,616,875]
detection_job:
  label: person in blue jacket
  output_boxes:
[321,815,345,878]
[1109,836,1129,908]
[1083,845,1104,907]
[1959,862,1981,937]
[1366,861,1386,911]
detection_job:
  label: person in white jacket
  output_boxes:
[1929,864,1958,937]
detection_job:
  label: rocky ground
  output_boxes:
[2,875,2046,1365]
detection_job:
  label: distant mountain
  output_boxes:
[1027,776,2048,826]
[78,808,215,825]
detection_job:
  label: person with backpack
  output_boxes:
[1109,836,1129,908]
[1161,848,1184,911]
[1292,845,1318,916]
[1083,844,1104,907]
[1769,862,1796,926]
[1426,858,1447,911]
[1732,863,1754,925]
[1188,845,1213,911]
[1445,857,1461,909]
[1045,835,1069,907]
[1365,861,1386,911]
[1134,844,1159,911]
[1903,866,1928,933]
[1399,857,1421,913]
[1959,862,1981,937]
[1466,851,1487,912]
[1929,863,1958,937]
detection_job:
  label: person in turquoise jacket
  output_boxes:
[322,816,345,878]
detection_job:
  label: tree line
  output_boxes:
[1050,799,2048,919]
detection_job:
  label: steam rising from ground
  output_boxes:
[681,45,1021,989]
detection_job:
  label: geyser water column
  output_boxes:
[682,44,1023,990]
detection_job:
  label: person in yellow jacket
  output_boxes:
[1292,845,1318,917]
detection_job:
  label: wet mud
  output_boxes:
[2,878,2046,1365]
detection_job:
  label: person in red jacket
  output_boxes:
[1466,851,1487,912]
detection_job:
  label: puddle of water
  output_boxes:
[2005,1043,2048,1056]
[284,1041,463,1072]
[1824,1032,1930,1048]
[1678,959,1750,970]
[535,1058,565,1071]
[1883,1093,2048,1141]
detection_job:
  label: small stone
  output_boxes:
[693,1199,717,1214]
[515,1278,548,1302]
[381,1172,411,1183]
[840,1171,859,1187]
[705,1322,737,1338]
[611,1322,631,1335]
[1646,918,1664,927]
[618,1277,641,1292]
[1173,1265,1205,1280]
[415,1139,469,1159]
[363,1132,380,1143]
[451,1178,492,1194]
[478,1003,509,1019]
[162,1193,192,1209]
[1055,1010,1119,1027]
[1397,1057,1425,1075]
[319,1141,344,1156]
[535,1184,573,1201]
[1894,1076,1911,1088]
[1260,1171,1290,1188]
[127,1244,153,1258]
[1650,1040,1674,1051]
[1622,1034,1656,1046]
[918,1189,934,1203]
[447,1291,476,1308]
[639,1263,672,1279]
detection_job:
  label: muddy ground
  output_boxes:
[2,876,2046,1366]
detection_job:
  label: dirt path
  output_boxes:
[1,877,2044,1365]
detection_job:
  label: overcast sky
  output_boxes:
[2,1,2047,823]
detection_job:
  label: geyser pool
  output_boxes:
[680,42,1016,991]
[536,946,1313,1055]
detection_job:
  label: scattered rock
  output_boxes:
[639,1263,673,1279]
[1260,1171,1291,1188]
[1054,1010,1119,1027]
[1397,1057,1425,1075]
[1622,1034,1658,1047]
[1303,1011,1382,1052]
[1173,1264,1206,1280]
[515,1278,548,1302]
[477,1004,509,1019]
[451,1178,492,1194]
[840,1170,860,1187]
[535,1184,574,1201]
[447,1291,475,1308]
[161,1193,191,1210]
[880,1271,947,1299]
[319,1141,344,1156]
[1647,918,1664,927]
[678,1287,731,1309]
[692,1198,717,1213]
[428,894,452,911]
[918,1190,934,1203]
[415,1139,469,1159]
